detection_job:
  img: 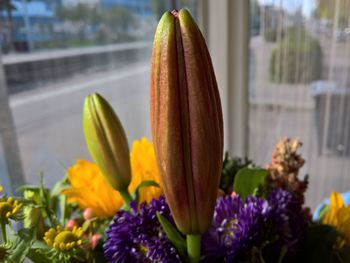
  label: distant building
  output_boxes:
[100,0,153,18]
[0,0,57,51]
[62,0,99,8]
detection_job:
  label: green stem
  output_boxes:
[277,246,288,263]
[119,189,133,210]
[1,222,7,243]
[60,195,67,226]
[186,234,201,263]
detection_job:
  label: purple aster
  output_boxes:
[267,188,307,261]
[104,196,182,263]
[202,189,307,263]
[202,195,271,262]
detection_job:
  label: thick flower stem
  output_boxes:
[1,222,7,242]
[186,234,201,263]
[119,189,133,210]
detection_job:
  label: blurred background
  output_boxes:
[0,0,349,209]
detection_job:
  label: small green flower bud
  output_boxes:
[83,93,131,191]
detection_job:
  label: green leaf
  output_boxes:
[51,177,70,197]
[17,185,42,193]
[82,217,98,232]
[30,240,50,250]
[26,249,52,263]
[156,212,187,260]
[132,180,160,203]
[7,233,33,263]
[303,224,339,263]
[233,168,268,199]
[26,241,52,263]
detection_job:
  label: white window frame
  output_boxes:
[199,0,250,157]
[0,52,25,194]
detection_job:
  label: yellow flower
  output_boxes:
[129,137,163,203]
[62,138,162,218]
[323,192,350,246]
[0,197,23,223]
[0,185,3,193]
[62,160,123,219]
[44,226,83,251]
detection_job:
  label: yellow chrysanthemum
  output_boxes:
[323,192,350,246]
[61,160,123,219]
[0,197,23,223]
[0,185,3,193]
[129,137,163,203]
[44,226,83,251]
[62,138,162,218]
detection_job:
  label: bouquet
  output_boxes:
[1,9,350,263]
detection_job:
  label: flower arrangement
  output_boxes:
[1,9,350,263]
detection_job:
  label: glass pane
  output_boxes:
[249,0,350,208]
[0,0,198,187]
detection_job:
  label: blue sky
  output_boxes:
[258,0,317,17]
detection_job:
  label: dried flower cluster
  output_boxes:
[266,138,308,203]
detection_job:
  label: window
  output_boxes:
[0,0,198,191]
[249,0,350,208]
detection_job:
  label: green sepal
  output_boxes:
[233,168,268,200]
[156,212,187,260]
[132,180,160,203]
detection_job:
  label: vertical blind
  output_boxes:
[249,0,350,208]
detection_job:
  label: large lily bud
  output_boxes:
[150,9,223,234]
[83,93,131,191]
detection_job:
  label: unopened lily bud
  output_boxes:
[150,9,223,234]
[83,93,131,191]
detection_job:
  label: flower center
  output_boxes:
[223,218,238,237]
[54,231,78,244]
[138,243,149,256]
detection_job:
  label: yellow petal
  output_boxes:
[324,192,344,225]
[62,160,122,219]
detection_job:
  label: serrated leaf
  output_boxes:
[233,168,268,200]
[26,249,52,263]
[156,212,187,260]
[7,236,32,263]
[26,241,52,263]
[31,240,50,250]
[132,180,160,203]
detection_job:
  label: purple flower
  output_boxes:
[202,195,271,262]
[268,188,307,260]
[104,196,182,263]
[202,189,307,262]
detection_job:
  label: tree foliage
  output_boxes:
[315,0,349,28]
